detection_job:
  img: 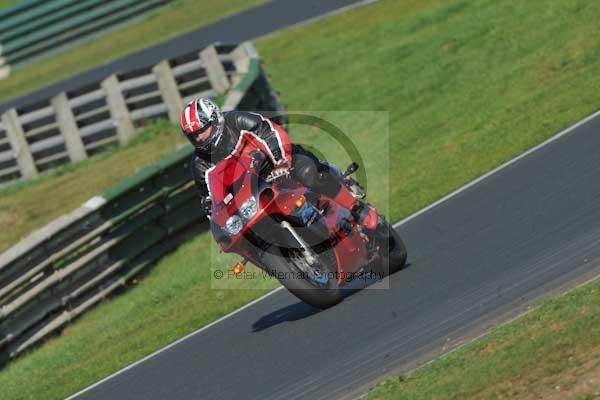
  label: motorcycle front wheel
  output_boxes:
[263,247,343,309]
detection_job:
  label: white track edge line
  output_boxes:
[393,109,600,229]
[65,287,285,400]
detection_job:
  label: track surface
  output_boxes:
[0,0,372,114]
[68,107,600,399]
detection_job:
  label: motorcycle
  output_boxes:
[207,132,407,309]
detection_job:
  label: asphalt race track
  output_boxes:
[66,103,600,400]
[0,0,373,114]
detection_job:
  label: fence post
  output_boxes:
[200,45,230,95]
[51,92,87,162]
[102,75,135,145]
[1,109,37,179]
[152,60,183,123]
[231,45,250,74]
[0,53,9,80]
[229,45,250,87]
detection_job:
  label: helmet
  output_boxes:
[180,98,224,151]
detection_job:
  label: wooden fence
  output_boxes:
[0,42,256,184]
[0,41,285,365]
[0,0,171,78]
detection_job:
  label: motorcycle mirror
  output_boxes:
[343,162,359,177]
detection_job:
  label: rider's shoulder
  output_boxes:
[225,110,262,128]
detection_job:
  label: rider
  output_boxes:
[180,98,378,229]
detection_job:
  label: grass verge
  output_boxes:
[257,0,600,222]
[0,0,18,10]
[0,0,599,398]
[0,120,185,253]
[0,0,265,102]
[366,279,600,399]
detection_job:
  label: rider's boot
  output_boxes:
[313,164,378,230]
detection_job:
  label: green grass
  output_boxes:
[1,0,600,399]
[366,280,600,399]
[0,0,19,10]
[257,0,600,222]
[0,0,265,102]
[0,120,186,253]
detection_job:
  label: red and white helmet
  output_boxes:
[180,98,224,151]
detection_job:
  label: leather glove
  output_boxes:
[270,160,291,179]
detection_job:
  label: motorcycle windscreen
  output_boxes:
[207,157,249,204]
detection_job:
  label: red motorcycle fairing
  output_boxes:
[316,201,369,283]
[207,132,369,285]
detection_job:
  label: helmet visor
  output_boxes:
[190,122,213,142]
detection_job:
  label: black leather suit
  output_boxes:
[191,111,342,205]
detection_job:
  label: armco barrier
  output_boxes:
[0,42,261,184]
[0,0,171,76]
[0,41,285,364]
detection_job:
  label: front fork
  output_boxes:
[280,221,319,266]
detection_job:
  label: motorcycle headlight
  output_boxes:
[239,196,257,221]
[224,215,243,235]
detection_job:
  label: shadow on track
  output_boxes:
[251,265,413,332]
[252,301,320,332]
[251,288,368,332]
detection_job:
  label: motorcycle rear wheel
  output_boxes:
[372,217,408,276]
